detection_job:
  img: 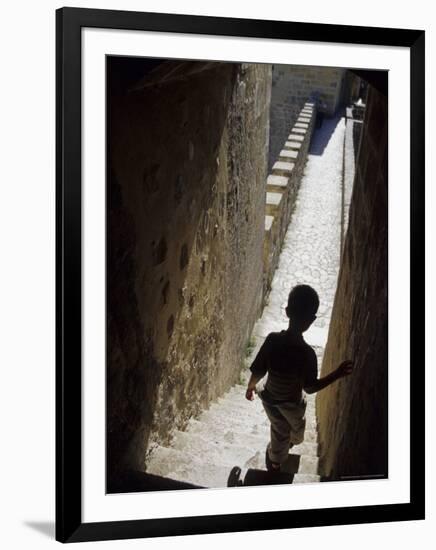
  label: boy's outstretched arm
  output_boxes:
[304,360,354,394]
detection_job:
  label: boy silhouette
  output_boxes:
[246,284,353,471]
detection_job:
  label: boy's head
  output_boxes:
[285,285,319,332]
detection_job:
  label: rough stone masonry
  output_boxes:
[107,60,272,482]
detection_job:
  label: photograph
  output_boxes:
[106,56,388,494]
[54,6,424,542]
[0,0,430,547]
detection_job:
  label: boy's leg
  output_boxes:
[276,400,307,446]
[262,401,293,465]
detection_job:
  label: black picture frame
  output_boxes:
[56,6,425,543]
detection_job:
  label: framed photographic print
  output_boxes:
[56,6,425,543]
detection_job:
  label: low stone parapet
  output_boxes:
[262,100,316,301]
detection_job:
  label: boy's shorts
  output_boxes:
[260,395,307,464]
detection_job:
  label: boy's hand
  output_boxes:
[245,387,256,401]
[336,360,354,378]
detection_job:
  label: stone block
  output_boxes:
[295,122,309,129]
[265,215,274,232]
[284,141,302,150]
[287,133,304,142]
[265,191,283,216]
[272,161,295,176]
[266,191,282,207]
[279,149,298,161]
[266,174,289,189]
[291,127,307,135]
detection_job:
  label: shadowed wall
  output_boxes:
[107,60,272,484]
[316,81,388,480]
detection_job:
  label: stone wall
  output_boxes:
[263,101,316,301]
[269,65,346,168]
[107,60,272,483]
[316,83,388,480]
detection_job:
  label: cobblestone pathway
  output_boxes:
[147,116,346,488]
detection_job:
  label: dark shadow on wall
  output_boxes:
[309,114,344,156]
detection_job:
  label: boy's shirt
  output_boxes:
[249,330,317,405]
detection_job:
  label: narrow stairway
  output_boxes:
[146,114,346,488]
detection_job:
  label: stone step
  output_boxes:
[154,432,318,483]
[297,455,319,475]
[199,408,270,433]
[197,413,317,456]
[216,390,317,419]
[207,400,269,424]
[297,116,311,123]
[188,404,319,453]
[172,430,268,469]
[147,445,233,488]
[148,444,319,488]
[293,473,320,484]
[147,434,319,484]
[295,122,309,129]
[187,416,318,457]
[221,393,318,427]
[186,417,269,448]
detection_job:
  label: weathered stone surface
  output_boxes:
[288,134,305,142]
[107,60,272,481]
[266,192,282,206]
[265,215,274,232]
[295,122,309,129]
[316,84,388,480]
[279,149,298,160]
[267,174,288,188]
[265,192,283,217]
[272,161,295,175]
[284,141,302,150]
